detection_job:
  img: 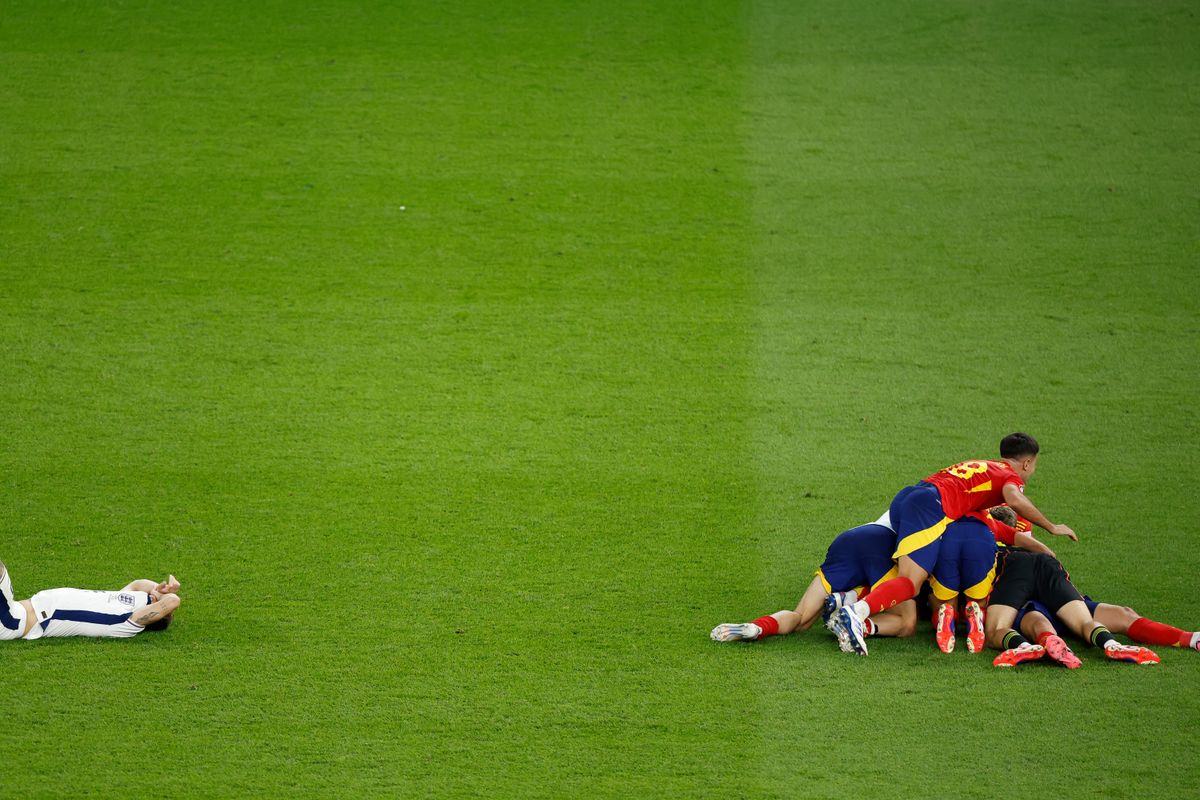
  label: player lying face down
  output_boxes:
[710,513,915,647]
[0,559,181,641]
[984,549,1157,668]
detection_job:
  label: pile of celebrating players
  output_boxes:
[710,433,1196,667]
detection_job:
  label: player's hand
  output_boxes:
[157,575,181,594]
[1049,524,1077,541]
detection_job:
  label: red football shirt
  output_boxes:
[924,460,1025,519]
[966,509,1017,546]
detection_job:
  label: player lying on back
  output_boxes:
[1011,593,1199,666]
[991,510,1198,661]
[829,432,1076,656]
[710,514,914,645]
[0,558,180,640]
[984,548,1158,668]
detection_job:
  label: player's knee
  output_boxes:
[797,606,825,632]
[895,617,917,638]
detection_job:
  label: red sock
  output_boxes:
[1036,631,1054,647]
[1128,617,1187,647]
[860,577,916,614]
[863,618,876,636]
[752,615,780,638]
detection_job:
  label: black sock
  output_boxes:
[1002,630,1029,650]
[1089,625,1116,649]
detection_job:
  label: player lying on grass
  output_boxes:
[819,510,1003,655]
[984,548,1157,668]
[710,514,915,645]
[1013,595,1199,663]
[829,432,1076,656]
[987,510,1198,658]
[0,559,180,640]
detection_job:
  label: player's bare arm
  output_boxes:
[132,593,180,627]
[1002,482,1077,541]
[1014,531,1055,557]
[121,575,180,597]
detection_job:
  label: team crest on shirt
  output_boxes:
[117,593,136,606]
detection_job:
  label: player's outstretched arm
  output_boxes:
[1002,484,1077,541]
[1014,532,1055,557]
[131,593,180,627]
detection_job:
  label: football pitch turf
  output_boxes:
[2,1,1198,797]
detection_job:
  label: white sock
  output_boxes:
[851,600,870,620]
[843,589,859,606]
[747,623,763,639]
[1189,632,1200,650]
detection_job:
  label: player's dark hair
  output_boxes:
[145,613,173,632]
[1000,432,1039,459]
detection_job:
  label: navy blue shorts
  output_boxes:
[1014,595,1100,637]
[928,517,998,601]
[889,482,953,571]
[817,523,897,594]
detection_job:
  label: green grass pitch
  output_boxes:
[2,1,1198,797]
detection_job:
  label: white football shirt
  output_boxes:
[24,588,151,640]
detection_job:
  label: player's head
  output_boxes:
[144,613,173,632]
[1000,432,1039,477]
[144,592,180,632]
[988,506,1018,527]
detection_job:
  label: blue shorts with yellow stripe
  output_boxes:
[816,523,898,596]
[927,517,998,601]
[889,481,952,571]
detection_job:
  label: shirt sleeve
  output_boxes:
[998,464,1025,489]
[985,517,1018,546]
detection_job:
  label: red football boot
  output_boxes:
[1042,634,1082,669]
[993,643,1046,668]
[1104,643,1160,665]
[934,603,956,654]
[964,601,986,654]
